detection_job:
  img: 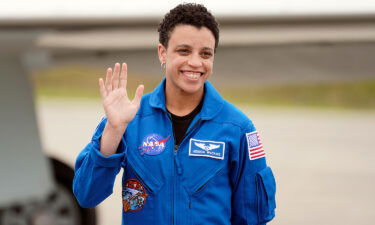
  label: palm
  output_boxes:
[99,63,144,128]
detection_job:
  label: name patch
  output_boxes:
[189,138,225,160]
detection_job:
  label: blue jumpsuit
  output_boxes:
[73,79,276,225]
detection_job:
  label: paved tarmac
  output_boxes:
[37,99,375,225]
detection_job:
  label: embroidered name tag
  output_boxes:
[189,138,225,160]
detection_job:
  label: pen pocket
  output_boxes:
[256,166,276,223]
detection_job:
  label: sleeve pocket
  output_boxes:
[256,166,276,223]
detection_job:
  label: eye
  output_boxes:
[177,49,190,55]
[201,51,213,58]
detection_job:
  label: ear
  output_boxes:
[157,43,167,64]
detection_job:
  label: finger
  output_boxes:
[99,78,107,98]
[112,62,120,89]
[132,84,144,106]
[120,62,127,89]
[105,68,113,93]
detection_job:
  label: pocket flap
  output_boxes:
[127,154,163,193]
[257,166,276,213]
[187,164,225,196]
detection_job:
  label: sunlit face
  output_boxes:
[158,25,215,96]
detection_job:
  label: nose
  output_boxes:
[187,53,202,68]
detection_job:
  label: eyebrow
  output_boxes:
[202,47,214,52]
[176,44,214,52]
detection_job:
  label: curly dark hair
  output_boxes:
[158,3,219,50]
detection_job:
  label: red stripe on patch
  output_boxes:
[249,146,263,151]
[250,149,264,155]
[250,153,266,160]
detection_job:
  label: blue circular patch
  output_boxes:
[139,133,170,156]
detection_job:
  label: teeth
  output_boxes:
[183,71,201,79]
[187,73,199,79]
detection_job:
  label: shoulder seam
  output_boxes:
[209,120,246,131]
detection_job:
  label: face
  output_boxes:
[158,25,215,96]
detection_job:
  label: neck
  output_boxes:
[165,85,204,117]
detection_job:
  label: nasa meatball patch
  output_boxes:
[138,133,170,156]
[246,131,266,160]
[189,138,225,160]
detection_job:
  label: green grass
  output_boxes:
[32,66,375,110]
[219,81,375,109]
[32,66,160,99]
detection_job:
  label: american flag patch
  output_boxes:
[246,131,266,160]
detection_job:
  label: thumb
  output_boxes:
[132,84,144,105]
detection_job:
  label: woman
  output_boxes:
[73,3,276,225]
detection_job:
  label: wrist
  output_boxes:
[100,122,127,156]
[105,122,127,135]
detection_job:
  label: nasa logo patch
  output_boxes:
[123,179,148,212]
[188,138,225,160]
[138,133,170,156]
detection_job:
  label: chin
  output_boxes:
[179,82,205,95]
[166,74,207,96]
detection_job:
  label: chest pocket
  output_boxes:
[180,137,228,196]
[121,156,163,224]
[182,150,230,225]
[125,153,163,194]
[122,121,166,194]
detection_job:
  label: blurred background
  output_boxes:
[1,0,375,224]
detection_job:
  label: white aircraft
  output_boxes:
[1,1,374,225]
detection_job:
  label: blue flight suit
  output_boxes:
[73,79,276,225]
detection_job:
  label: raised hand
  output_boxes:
[99,62,144,129]
[98,63,144,156]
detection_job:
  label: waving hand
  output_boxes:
[98,63,144,156]
[99,63,144,129]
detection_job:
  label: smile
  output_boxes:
[181,70,204,80]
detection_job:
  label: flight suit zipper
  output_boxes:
[168,113,201,225]
[168,114,176,225]
[174,118,201,175]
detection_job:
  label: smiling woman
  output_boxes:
[72,3,276,225]
[159,25,215,115]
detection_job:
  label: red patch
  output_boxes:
[122,179,148,212]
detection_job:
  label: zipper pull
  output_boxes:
[174,156,183,175]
